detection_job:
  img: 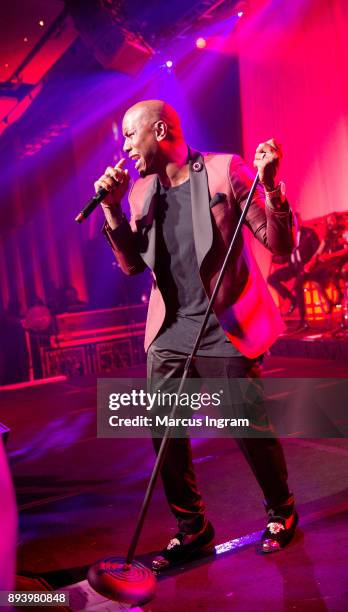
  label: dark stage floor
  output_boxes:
[1,355,348,611]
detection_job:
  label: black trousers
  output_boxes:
[147,345,291,533]
[268,263,298,303]
[268,263,308,319]
[268,264,342,321]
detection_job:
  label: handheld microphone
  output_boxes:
[75,158,127,224]
[75,188,108,224]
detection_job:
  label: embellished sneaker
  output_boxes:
[261,498,298,553]
[152,520,215,571]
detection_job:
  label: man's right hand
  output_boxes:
[94,158,130,215]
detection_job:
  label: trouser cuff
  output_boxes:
[177,513,207,534]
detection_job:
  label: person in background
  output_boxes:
[267,213,321,328]
[303,213,348,320]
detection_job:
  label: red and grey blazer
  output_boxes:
[104,149,293,358]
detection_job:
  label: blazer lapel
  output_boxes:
[189,150,213,268]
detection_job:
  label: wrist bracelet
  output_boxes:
[265,181,286,205]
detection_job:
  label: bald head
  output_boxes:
[123,100,184,142]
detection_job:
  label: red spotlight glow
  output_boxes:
[237,11,244,18]
[196,37,207,49]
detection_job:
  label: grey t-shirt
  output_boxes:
[152,179,241,356]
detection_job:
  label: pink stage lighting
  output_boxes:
[165,60,173,68]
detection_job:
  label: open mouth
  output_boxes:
[131,154,142,170]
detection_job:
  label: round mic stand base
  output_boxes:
[88,557,156,605]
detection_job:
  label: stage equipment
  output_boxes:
[68,0,153,77]
[87,172,262,605]
[342,262,348,328]
[330,261,348,338]
[42,305,146,377]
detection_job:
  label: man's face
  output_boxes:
[122,109,159,177]
[327,214,337,230]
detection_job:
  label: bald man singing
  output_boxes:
[96,100,298,570]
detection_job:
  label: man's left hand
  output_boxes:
[254,138,282,192]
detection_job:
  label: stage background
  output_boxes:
[0,0,347,312]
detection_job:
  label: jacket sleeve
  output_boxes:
[102,214,146,276]
[228,155,294,256]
